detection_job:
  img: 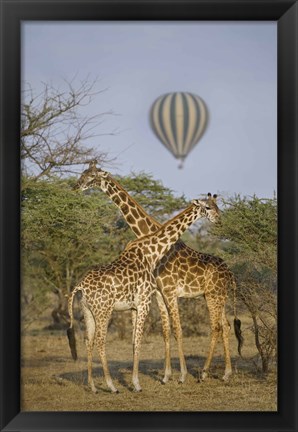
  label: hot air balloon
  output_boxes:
[150,92,208,168]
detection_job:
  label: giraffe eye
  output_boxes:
[205,206,211,210]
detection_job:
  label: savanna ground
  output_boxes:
[21,307,277,412]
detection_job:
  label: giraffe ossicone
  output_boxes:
[67,196,219,393]
[73,161,243,384]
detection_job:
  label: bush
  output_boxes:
[210,195,277,374]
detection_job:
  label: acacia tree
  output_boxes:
[21,177,132,328]
[21,77,115,182]
[210,195,277,374]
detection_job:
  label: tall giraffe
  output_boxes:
[74,161,243,383]
[67,197,219,393]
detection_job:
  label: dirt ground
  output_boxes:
[21,314,277,412]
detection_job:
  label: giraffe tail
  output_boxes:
[66,286,81,361]
[231,274,244,358]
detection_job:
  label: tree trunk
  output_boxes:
[261,356,269,374]
[49,291,69,329]
[252,314,270,375]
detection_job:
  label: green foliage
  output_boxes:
[211,194,277,272]
[22,177,131,280]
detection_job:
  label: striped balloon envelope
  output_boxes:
[150,92,208,168]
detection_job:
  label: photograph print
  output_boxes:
[21,21,277,412]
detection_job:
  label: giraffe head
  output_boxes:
[191,193,220,223]
[73,160,109,191]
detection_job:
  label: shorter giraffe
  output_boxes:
[67,197,219,393]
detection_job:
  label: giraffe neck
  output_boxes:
[97,175,161,237]
[137,204,205,268]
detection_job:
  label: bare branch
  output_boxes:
[21,77,116,180]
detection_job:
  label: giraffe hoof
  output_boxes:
[222,372,232,382]
[109,386,119,393]
[178,374,187,384]
[200,371,208,381]
[133,388,142,392]
[90,386,98,394]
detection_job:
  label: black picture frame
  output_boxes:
[1,1,297,431]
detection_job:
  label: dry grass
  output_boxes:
[21,314,277,412]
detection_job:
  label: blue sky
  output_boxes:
[22,22,277,199]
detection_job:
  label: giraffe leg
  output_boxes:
[82,303,97,393]
[221,309,232,381]
[132,303,151,392]
[165,296,187,383]
[155,290,172,383]
[131,309,137,345]
[201,297,223,381]
[94,315,118,393]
